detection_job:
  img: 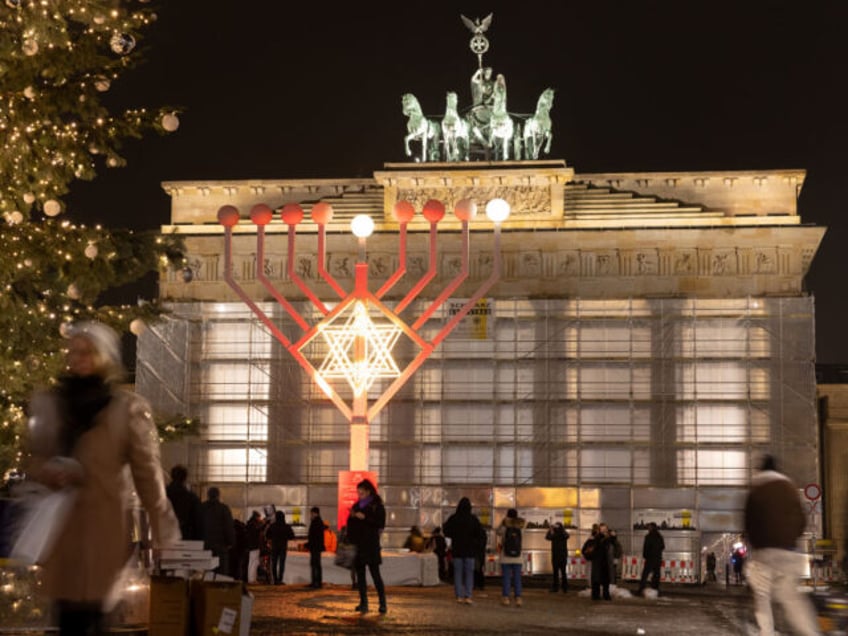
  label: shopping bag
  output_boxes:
[10,485,77,565]
[333,542,357,569]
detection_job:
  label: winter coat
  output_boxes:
[588,533,615,584]
[166,481,202,541]
[307,516,326,555]
[744,469,806,550]
[25,388,180,603]
[443,499,485,559]
[642,528,665,563]
[201,498,235,551]
[347,495,386,567]
[545,524,570,565]
[266,513,295,551]
[497,515,526,565]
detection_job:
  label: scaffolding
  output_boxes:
[137,295,818,557]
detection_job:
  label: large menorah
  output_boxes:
[217,197,510,472]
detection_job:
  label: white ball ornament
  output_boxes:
[107,157,119,167]
[23,86,36,99]
[130,318,147,335]
[59,323,71,338]
[8,211,24,224]
[161,112,180,132]
[67,284,80,300]
[22,38,38,56]
[84,241,98,259]
[110,33,136,55]
[93,77,111,92]
[43,199,61,216]
[23,192,35,204]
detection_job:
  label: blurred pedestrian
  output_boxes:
[201,487,235,576]
[24,321,180,636]
[497,508,526,607]
[307,506,325,589]
[443,497,485,604]
[347,479,387,614]
[266,510,295,585]
[744,454,818,636]
[637,522,665,595]
[545,521,569,592]
[166,464,202,541]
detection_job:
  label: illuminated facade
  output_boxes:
[140,161,823,569]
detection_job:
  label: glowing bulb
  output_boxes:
[351,215,374,238]
[485,198,510,224]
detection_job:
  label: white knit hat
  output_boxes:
[67,321,124,379]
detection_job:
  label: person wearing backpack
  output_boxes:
[497,508,526,607]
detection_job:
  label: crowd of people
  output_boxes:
[16,317,821,632]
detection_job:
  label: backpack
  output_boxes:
[503,526,522,557]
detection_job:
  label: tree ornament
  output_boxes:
[130,318,146,335]
[84,241,98,259]
[107,156,120,167]
[161,112,180,132]
[7,211,23,225]
[23,86,36,100]
[22,39,39,56]
[182,267,194,283]
[43,200,61,217]
[22,193,35,204]
[110,33,136,55]
[59,323,72,338]
[93,76,111,92]
[67,284,81,300]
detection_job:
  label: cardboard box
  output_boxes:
[190,579,243,636]
[149,575,189,636]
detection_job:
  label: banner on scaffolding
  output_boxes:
[446,298,493,340]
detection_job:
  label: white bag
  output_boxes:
[10,486,77,565]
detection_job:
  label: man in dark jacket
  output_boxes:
[200,487,235,575]
[307,506,326,589]
[744,455,818,636]
[245,511,264,584]
[545,522,570,592]
[166,465,202,540]
[266,510,295,585]
[637,522,665,595]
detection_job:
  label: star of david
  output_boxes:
[316,301,403,395]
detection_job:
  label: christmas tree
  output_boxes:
[0,0,190,482]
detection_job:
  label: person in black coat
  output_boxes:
[166,465,202,541]
[638,522,665,595]
[545,521,570,592]
[306,507,325,589]
[347,479,387,614]
[266,510,296,585]
[426,526,448,581]
[589,523,614,600]
[443,496,485,604]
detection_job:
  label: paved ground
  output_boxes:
[247,579,768,635]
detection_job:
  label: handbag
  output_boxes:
[10,485,77,565]
[334,542,357,569]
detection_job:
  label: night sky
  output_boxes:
[65,1,848,362]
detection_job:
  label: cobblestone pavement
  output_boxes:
[247,580,760,635]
